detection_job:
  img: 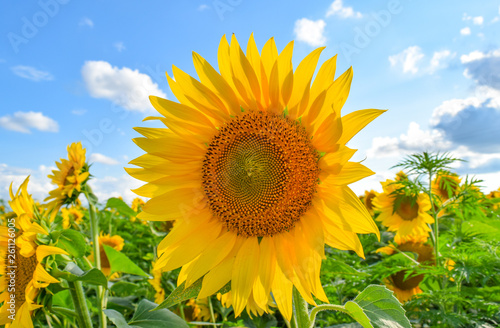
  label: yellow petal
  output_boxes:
[34,264,59,288]
[198,256,235,299]
[337,109,386,145]
[142,187,206,218]
[231,237,260,316]
[36,245,69,262]
[324,162,375,186]
[271,263,293,321]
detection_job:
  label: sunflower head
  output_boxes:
[1,179,68,327]
[90,233,125,277]
[361,190,378,215]
[46,142,90,211]
[61,206,84,229]
[432,171,461,202]
[373,180,434,238]
[131,197,146,212]
[395,170,408,181]
[377,237,434,303]
[127,34,384,320]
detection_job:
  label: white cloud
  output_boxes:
[88,174,142,204]
[460,27,471,35]
[89,153,119,165]
[0,111,59,133]
[472,16,484,25]
[326,0,362,18]
[451,146,500,169]
[0,164,56,203]
[113,41,126,52]
[389,46,425,74]
[198,4,209,11]
[294,18,327,46]
[79,17,94,28]
[463,14,484,25]
[81,61,166,112]
[428,50,455,74]
[11,65,53,81]
[367,122,451,158]
[460,49,500,64]
[71,109,87,115]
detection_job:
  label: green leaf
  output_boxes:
[343,285,411,328]
[61,263,108,287]
[157,278,230,310]
[57,229,88,258]
[103,244,148,277]
[106,197,138,217]
[129,299,189,328]
[104,309,132,328]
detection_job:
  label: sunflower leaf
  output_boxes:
[103,309,132,328]
[156,278,231,310]
[128,299,189,328]
[61,263,108,287]
[103,244,149,277]
[106,197,138,217]
[343,285,411,328]
[57,229,88,258]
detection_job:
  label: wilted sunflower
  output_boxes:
[432,171,461,202]
[373,179,433,238]
[377,235,434,303]
[46,142,90,211]
[0,178,68,328]
[89,233,124,278]
[127,34,383,319]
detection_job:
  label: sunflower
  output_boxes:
[89,233,124,278]
[432,171,461,202]
[373,179,434,238]
[185,298,213,322]
[377,235,434,303]
[0,178,68,328]
[360,190,378,216]
[61,206,84,229]
[126,34,383,320]
[130,198,148,224]
[149,260,167,304]
[46,142,90,211]
[487,188,500,210]
[395,171,408,181]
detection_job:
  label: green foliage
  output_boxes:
[103,244,149,277]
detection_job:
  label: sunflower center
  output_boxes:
[4,245,38,309]
[391,242,434,291]
[202,111,320,237]
[396,196,419,221]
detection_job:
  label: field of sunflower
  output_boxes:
[1,35,500,328]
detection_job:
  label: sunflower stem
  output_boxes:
[309,304,349,328]
[85,191,107,328]
[427,173,441,288]
[68,280,92,328]
[292,288,311,328]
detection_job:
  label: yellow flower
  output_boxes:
[373,179,434,238]
[149,261,167,304]
[487,188,500,210]
[127,34,383,320]
[377,236,434,303]
[432,171,461,202]
[46,142,90,212]
[131,197,145,212]
[360,190,378,216]
[61,206,84,229]
[0,179,68,328]
[185,298,213,322]
[90,234,124,277]
[395,170,408,181]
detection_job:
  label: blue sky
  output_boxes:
[1,0,500,202]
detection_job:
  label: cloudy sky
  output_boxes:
[1,0,500,203]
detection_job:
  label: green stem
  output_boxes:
[207,297,216,324]
[427,172,442,289]
[85,192,107,328]
[292,288,311,328]
[309,304,349,328]
[68,281,92,328]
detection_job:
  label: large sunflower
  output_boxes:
[373,179,434,238]
[127,34,383,320]
[0,178,68,328]
[377,235,434,303]
[46,142,90,211]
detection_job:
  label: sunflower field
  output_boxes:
[1,35,500,328]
